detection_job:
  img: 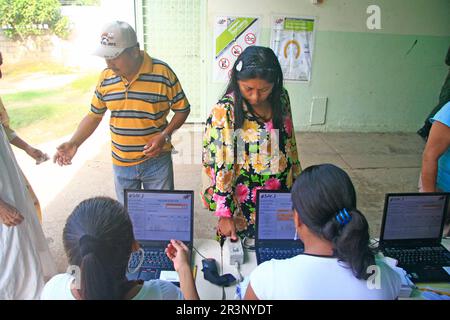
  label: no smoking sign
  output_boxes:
[244,33,256,45]
[219,57,230,69]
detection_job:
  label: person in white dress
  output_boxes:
[0,124,57,299]
[0,51,50,223]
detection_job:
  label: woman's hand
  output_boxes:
[165,239,191,272]
[165,239,199,300]
[0,200,24,227]
[218,217,238,241]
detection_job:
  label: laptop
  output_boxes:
[379,193,450,283]
[124,189,194,284]
[255,190,304,265]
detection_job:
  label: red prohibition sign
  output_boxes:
[231,44,243,56]
[244,33,256,45]
[219,57,230,69]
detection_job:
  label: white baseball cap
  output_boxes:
[94,21,138,59]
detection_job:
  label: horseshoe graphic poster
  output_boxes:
[214,16,260,82]
[271,16,316,81]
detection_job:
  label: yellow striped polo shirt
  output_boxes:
[89,51,190,166]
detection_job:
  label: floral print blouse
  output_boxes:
[202,88,301,237]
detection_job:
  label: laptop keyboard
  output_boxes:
[128,249,173,269]
[384,247,450,266]
[258,247,304,262]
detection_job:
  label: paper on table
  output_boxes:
[443,266,450,276]
[160,270,179,282]
[378,254,414,297]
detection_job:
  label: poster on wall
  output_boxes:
[213,16,260,82]
[270,16,316,82]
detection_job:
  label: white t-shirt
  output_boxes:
[249,254,401,300]
[41,273,184,300]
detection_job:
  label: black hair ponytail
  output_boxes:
[291,164,376,280]
[321,209,375,280]
[63,197,135,300]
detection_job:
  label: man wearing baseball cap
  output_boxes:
[54,21,190,203]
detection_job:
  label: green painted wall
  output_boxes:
[206,0,450,132]
[291,32,449,132]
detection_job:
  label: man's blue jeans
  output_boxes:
[113,152,174,204]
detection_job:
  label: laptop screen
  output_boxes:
[125,190,193,243]
[381,193,448,241]
[256,190,296,240]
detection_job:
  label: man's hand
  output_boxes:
[53,142,78,166]
[165,239,191,272]
[217,217,238,241]
[0,200,24,227]
[25,146,49,164]
[143,133,166,158]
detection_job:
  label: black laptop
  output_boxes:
[125,189,194,283]
[255,190,304,265]
[379,193,450,283]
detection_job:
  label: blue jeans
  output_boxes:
[113,152,174,204]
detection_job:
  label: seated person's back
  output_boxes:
[249,252,399,299]
[245,164,401,300]
[41,197,198,300]
[41,273,182,300]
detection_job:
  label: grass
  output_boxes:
[8,103,60,128]
[2,90,57,104]
[2,61,75,79]
[70,73,99,91]
[2,71,99,145]
[9,102,89,145]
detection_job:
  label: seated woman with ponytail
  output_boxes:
[41,197,199,300]
[244,164,401,300]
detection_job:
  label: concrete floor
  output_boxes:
[15,124,426,272]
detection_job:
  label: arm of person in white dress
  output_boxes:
[0,197,24,227]
[9,135,49,164]
[421,120,450,192]
[0,99,48,164]
[165,239,199,300]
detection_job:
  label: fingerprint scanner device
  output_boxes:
[226,237,244,265]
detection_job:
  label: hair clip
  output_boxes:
[335,208,352,226]
[236,60,243,72]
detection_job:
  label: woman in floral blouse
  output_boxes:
[202,46,301,240]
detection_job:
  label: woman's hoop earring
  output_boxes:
[127,248,145,274]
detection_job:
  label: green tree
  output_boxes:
[0,0,70,40]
